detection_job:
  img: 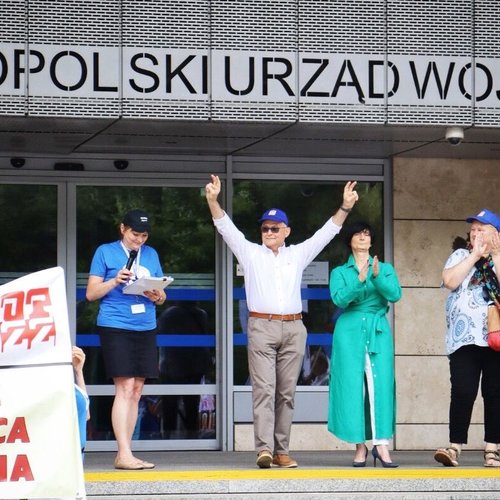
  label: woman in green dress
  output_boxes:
[328,222,402,467]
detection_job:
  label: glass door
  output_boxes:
[230,180,384,422]
[75,184,217,450]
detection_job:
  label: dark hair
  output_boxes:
[452,235,469,251]
[342,221,374,247]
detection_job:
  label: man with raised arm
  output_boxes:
[205,175,358,468]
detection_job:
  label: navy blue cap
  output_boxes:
[122,209,151,233]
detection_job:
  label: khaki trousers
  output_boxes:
[247,316,307,454]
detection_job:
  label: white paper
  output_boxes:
[122,276,174,296]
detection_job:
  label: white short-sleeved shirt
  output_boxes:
[444,248,489,355]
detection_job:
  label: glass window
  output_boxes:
[0,184,57,277]
[231,180,384,386]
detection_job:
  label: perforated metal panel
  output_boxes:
[473,0,500,127]
[475,0,500,56]
[386,105,472,126]
[29,0,120,46]
[122,0,209,49]
[210,0,297,121]
[297,1,386,124]
[121,1,210,118]
[27,0,121,117]
[299,103,386,124]
[211,0,297,51]
[1,1,27,115]
[28,97,120,118]
[211,102,296,122]
[387,0,473,125]
[0,96,25,115]
[299,0,385,53]
[388,0,472,57]
[122,99,209,120]
[0,0,499,127]
[1,0,26,43]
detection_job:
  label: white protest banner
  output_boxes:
[0,267,85,499]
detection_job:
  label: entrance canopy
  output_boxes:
[1,119,500,173]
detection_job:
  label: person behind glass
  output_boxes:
[328,222,402,468]
[205,174,358,469]
[86,209,166,470]
[157,302,213,438]
[434,209,500,468]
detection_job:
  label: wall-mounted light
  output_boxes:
[114,160,129,170]
[10,157,25,168]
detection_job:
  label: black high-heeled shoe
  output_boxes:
[352,446,368,467]
[372,446,399,468]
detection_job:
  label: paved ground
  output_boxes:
[83,449,487,471]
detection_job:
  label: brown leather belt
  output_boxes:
[249,312,302,322]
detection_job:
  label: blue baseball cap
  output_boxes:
[466,209,500,231]
[258,208,289,225]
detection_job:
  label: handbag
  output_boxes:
[487,305,500,351]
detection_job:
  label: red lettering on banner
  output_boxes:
[1,291,24,321]
[0,417,6,443]
[26,288,51,319]
[0,417,30,444]
[0,417,34,482]
[16,322,56,350]
[10,454,34,481]
[0,287,56,351]
[7,417,30,443]
[0,454,34,482]
[0,455,5,481]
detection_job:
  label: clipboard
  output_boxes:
[122,276,174,296]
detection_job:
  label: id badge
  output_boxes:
[131,303,146,314]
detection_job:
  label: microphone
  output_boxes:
[125,250,138,270]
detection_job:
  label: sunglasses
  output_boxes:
[261,226,286,234]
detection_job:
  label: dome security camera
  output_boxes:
[10,157,25,168]
[445,127,464,146]
[114,160,129,170]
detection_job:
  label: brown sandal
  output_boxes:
[434,446,460,467]
[484,450,500,468]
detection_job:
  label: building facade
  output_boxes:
[1,0,500,452]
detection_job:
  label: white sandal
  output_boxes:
[484,450,500,468]
[434,446,460,467]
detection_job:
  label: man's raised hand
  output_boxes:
[343,181,359,209]
[205,174,221,201]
